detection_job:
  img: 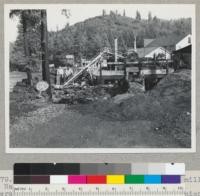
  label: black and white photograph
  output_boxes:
[5,4,195,152]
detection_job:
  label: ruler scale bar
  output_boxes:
[13,184,185,196]
[12,192,185,196]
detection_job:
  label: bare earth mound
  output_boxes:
[72,69,192,148]
[10,69,191,148]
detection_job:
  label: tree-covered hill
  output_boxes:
[10,11,191,71]
[48,13,191,60]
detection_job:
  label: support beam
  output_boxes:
[115,38,118,63]
[134,35,137,52]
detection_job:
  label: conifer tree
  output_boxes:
[136,10,141,20]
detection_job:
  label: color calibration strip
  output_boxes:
[14,163,184,185]
[14,175,181,184]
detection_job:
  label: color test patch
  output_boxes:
[148,164,165,175]
[50,175,68,184]
[107,175,125,184]
[144,175,161,184]
[87,176,106,184]
[165,163,185,175]
[161,175,181,184]
[68,175,86,184]
[14,176,31,184]
[125,175,144,184]
[30,176,50,184]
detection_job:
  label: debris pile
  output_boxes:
[52,77,133,104]
[128,82,144,94]
[113,93,135,104]
[52,84,112,104]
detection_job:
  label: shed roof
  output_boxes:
[137,47,170,58]
[145,34,187,48]
[173,45,191,54]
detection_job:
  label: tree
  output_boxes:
[102,9,106,16]
[123,9,126,17]
[10,10,52,97]
[10,10,30,60]
[10,10,41,84]
[110,10,115,16]
[10,10,41,56]
[148,11,152,22]
[41,10,52,97]
[136,10,141,20]
[153,16,158,22]
[61,9,71,18]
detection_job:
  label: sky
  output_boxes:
[7,4,195,42]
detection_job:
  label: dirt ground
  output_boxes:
[10,69,191,148]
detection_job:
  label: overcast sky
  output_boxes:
[7,4,195,42]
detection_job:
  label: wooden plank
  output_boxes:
[93,70,124,76]
[107,62,125,65]
[126,67,139,72]
[141,69,167,75]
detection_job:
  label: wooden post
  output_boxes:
[164,46,169,74]
[41,10,52,98]
[134,35,137,52]
[26,66,32,86]
[142,76,146,91]
[99,62,103,84]
[114,38,118,63]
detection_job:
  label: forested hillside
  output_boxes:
[10,11,191,71]
[48,14,191,59]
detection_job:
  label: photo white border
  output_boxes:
[4,4,196,153]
